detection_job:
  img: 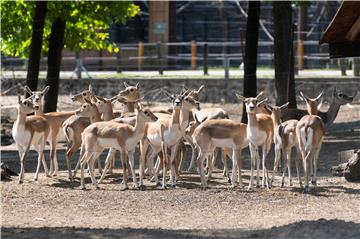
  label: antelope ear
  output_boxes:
[299,91,308,102]
[315,90,325,101]
[182,89,191,97]
[235,93,246,102]
[124,82,130,88]
[18,95,22,104]
[135,82,140,89]
[110,95,118,104]
[24,86,33,95]
[264,104,273,112]
[197,85,205,93]
[41,86,50,95]
[257,98,268,107]
[317,97,323,111]
[164,91,174,100]
[256,91,264,100]
[280,102,289,110]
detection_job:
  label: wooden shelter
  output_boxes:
[320,0,360,58]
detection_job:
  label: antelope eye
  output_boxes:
[338,93,343,97]
[83,92,87,96]
[185,98,189,102]
[130,89,134,92]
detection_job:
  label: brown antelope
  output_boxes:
[24,85,95,176]
[296,91,325,193]
[281,87,355,129]
[12,96,50,183]
[79,107,158,190]
[139,92,199,189]
[63,99,105,180]
[266,103,302,188]
[65,83,142,180]
[236,92,274,190]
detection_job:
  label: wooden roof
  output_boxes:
[320,1,360,44]
[320,1,360,58]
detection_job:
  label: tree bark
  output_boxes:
[44,19,66,113]
[288,24,297,109]
[25,1,47,97]
[273,1,292,106]
[241,1,260,124]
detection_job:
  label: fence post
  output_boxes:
[224,55,229,80]
[157,41,163,75]
[191,40,197,70]
[203,43,208,75]
[138,41,144,71]
[353,57,360,76]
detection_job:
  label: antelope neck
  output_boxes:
[102,103,115,121]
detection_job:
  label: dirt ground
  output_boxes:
[1,100,360,239]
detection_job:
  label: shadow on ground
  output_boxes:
[2,219,359,239]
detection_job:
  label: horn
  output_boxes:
[18,95,21,103]
[135,82,140,89]
[123,82,130,88]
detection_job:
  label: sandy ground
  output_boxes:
[1,101,360,239]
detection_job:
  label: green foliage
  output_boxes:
[1,0,139,57]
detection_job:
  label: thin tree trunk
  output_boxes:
[25,1,47,97]
[273,1,292,106]
[44,19,66,113]
[288,24,297,109]
[241,1,260,124]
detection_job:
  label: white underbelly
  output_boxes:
[148,129,181,147]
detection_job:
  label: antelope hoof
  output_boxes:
[281,182,285,188]
[311,180,316,186]
[33,178,38,182]
[81,186,86,190]
[161,185,167,190]
[247,186,252,191]
[138,185,146,191]
[121,186,129,191]
[303,186,309,194]
[18,180,23,184]
[95,186,100,190]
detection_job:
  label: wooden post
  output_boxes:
[116,46,122,73]
[297,6,307,71]
[191,40,197,70]
[203,43,208,75]
[157,41,163,75]
[353,58,360,76]
[138,41,144,71]
[224,56,229,80]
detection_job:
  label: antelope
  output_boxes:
[24,85,95,176]
[12,96,50,183]
[281,87,356,130]
[139,92,199,189]
[266,103,302,188]
[79,107,158,190]
[236,92,274,190]
[296,91,325,193]
[192,117,248,188]
[63,99,108,180]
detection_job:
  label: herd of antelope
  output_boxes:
[12,83,355,193]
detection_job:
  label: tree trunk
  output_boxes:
[273,1,292,106]
[288,24,297,109]
[25,1,47,97]
[44,19,66,113]
[241,1,260,124]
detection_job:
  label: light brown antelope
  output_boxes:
[63,99,105,180]
[296,91,325,193]
[266,103,302,188]
[281,87,356,130]
[79,107,158,190]
[25,85,95,176]
[192,117,248,188]
[139,92,199,189]
[236,92,274,190]
[12,96,50,183]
